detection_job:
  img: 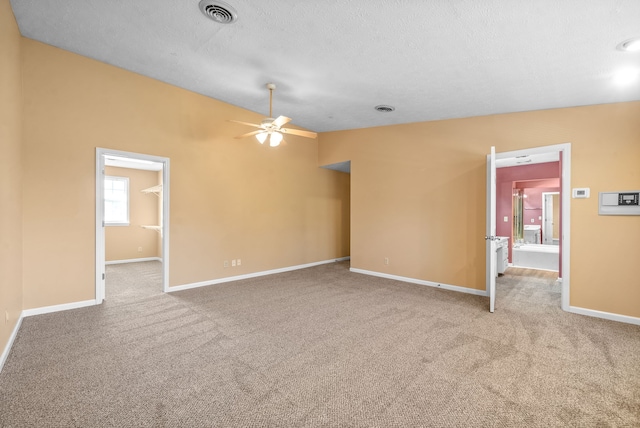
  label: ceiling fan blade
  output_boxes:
[228,119,262,129]
[281,128,318,139]
[272,115,292,128]
[235,130,264,139]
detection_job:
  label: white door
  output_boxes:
[486,146,497,312]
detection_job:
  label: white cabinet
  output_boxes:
[496,237,509,275]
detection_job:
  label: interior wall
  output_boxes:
[0,0,23,356]
[104,166,160,262]
[20,38,350,309]
[319,102,640,318]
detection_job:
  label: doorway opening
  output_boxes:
[319,160,351,265]
[488,143,571,312]
[95,148,170,304]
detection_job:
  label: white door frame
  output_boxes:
[488,143,571,311]
[95,148,170,303]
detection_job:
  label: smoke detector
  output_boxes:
[199,0,238,24]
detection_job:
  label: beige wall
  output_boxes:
[20,38,350,309]
[105,166,161,262]
[0,0,23,357]
[319,102,640,318]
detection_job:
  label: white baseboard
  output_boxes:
[350,268,488,297]
[106,257,162,265]
[2,299,97,373]
[22,299,97,318]
[568,306,640,326]
[0,312,23,373]
[168,257,351,293]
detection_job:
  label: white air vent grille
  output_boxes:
[199,0,238,24]
[374,105,395,112]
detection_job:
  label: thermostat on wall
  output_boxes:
[572,188,590,198]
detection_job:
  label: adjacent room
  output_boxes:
[1,0,639,426]
[102,155,166,297]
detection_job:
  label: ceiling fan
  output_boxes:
[229,83,317,147]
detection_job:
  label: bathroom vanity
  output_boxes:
[496,237,509,275]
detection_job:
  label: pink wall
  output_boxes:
[496,162,560,263]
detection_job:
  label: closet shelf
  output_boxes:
[141,184,162,197]
[141,225,162,236]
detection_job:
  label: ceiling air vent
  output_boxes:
[199,0,238,24]
[374,105,395,113]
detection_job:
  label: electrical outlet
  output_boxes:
[224,260,229,268]
[138,246,143,252]
[504,216,508,222]
[531,218,535,223]
[237,259,241,266]
[232,259,236,267]
[384,257,389,265]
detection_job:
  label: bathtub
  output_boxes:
[512,244,559,271]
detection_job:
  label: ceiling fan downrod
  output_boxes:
[266,83,276,119]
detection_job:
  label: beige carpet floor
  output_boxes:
[1,261,638,427]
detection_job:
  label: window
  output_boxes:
[104,176,129,226]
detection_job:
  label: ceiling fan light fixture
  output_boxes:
[269,132,283,147]
[229,82,316,146]
[256,132,268,144]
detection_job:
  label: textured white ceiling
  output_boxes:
[9,0,640,132]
